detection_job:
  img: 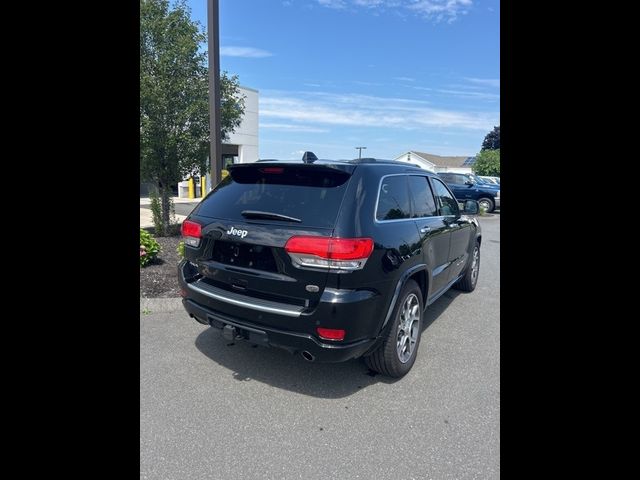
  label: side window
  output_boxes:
[443,173,461,185]
[453,174,466,185]
[431,178,459,217]
[376,176,411,221]
[439,173,452,183]
[408,176,437,217]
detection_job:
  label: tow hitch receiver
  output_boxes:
[222,324,238,342]
[218,322,269,347]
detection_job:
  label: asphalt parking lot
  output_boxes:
[140,215,500,479]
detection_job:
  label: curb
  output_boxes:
[140,297,183,313]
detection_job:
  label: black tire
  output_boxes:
[478,197,495,213]
[364,279,423,378]
[455,242,480,292]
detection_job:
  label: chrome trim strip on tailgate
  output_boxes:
[187,280,303,318]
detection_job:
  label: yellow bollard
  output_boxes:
[201,176,206,198]
[188,177,195,199]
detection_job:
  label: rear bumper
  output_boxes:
[182,297,377,362]
[178,260,383,362]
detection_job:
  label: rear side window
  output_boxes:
[376,176,411,221]
[194,165,352,228]
[431,178,460,216]
[408,176,437,217]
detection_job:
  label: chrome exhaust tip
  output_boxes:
[301,351,315,362]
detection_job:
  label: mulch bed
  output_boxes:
[140,235,182,298]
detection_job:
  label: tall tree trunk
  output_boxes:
[159,183,170,237]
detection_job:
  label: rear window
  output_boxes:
[194,165,352,228]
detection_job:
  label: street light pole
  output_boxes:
[208,0,222,190]
[355,146,366,159]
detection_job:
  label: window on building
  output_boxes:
[222,155,238,170]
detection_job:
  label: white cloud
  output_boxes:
[394,76,416,82]
[353,80,384,86]
[317,0,347,8]
[435,88,499,100]
[261,123,329,133]
[220,47,273,58]
[407,0,472,22]
[464,77,500,88]
[315,0,473,22]
[260,90,497,131]
[407,80,499,100]
[353,0,387,6]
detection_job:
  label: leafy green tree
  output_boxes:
[472,149,500,176]
[481,125,500,150]
[140,0,245,234]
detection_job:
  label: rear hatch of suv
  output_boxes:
[182,162,356,323]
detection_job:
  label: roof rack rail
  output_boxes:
[350,158,414,165]
[352,157,378,163]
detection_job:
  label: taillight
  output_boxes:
[181,220,202,247]
[285,236,374,272]
[316,327,346,341]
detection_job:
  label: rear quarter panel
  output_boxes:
[331,166,427,335]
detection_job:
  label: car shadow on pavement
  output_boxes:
[194,288,463,399]
[422,289,463,332]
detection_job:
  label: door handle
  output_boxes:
[420,226,431,234]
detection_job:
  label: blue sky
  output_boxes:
[184,0,499,159]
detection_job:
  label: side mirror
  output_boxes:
[464,180,474,186]
[462,199,479,215]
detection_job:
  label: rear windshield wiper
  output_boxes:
[241,210,302,223]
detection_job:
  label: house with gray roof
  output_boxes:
[394,151,476,173]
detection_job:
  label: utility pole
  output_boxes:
[208,0,222,189]
[355,146,367,159]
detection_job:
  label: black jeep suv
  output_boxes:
[178,158,482,378]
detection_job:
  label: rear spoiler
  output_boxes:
[228,162,355,174]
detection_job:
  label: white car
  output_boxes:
[479,175,500,185]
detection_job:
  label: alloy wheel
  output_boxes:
[396,293,420,363]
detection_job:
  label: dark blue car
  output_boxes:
[437,172,500,213]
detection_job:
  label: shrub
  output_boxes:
[149,188,176,237]
[140,228,160,267]
[472,149,500,177]
[177,240,185,259]
[149,189,163,235]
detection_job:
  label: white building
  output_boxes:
[221,86,259,167]
[176,85,260,197]
[395,151,476,173]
